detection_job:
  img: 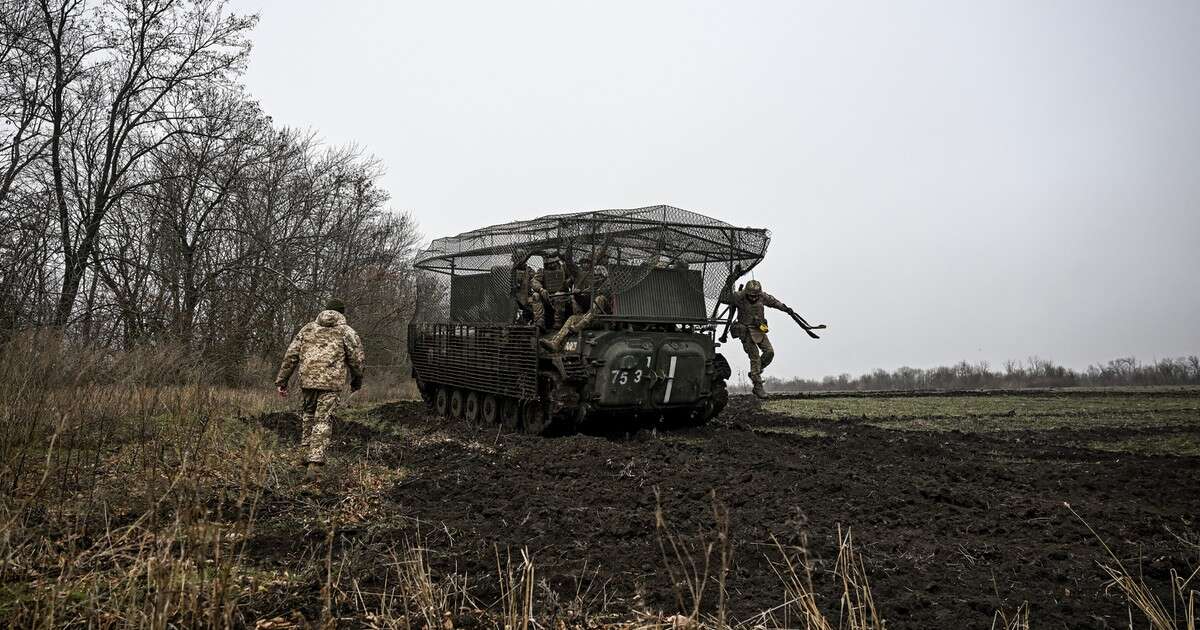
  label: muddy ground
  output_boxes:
[248,390,1200,629]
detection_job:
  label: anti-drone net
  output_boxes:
[412,205,771,324]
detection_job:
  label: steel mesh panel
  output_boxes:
[414,205,770,323]
[408,323,539,399]
[611,267,706,320]
[450,271,513,323]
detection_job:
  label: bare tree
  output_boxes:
[0,0,52,208]
[39,0,256,326]
[137,89,268,346]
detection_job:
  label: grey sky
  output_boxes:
[228,0,1200,380]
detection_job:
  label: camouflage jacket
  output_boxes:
[513,266,548,303]
[535,266,569,293]
[719,287,789,335]
[275,310,366,391]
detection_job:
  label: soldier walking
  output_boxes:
[720,269,823,399]
[275,298,366,482]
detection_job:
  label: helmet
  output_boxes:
[745,280,763,298]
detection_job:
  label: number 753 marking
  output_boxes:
[610,369,644,386]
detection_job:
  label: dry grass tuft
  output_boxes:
[653,487,731,626]
[1066,502,1198,630]
[755,526,883,630]
[992,602,1031,630]
[496,546,536,630]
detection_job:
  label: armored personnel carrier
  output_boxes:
[407,205,770,434]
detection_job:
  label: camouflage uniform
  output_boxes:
[536,258,571,328]
[513,264,547,327]
[298,389,340,462]
[720,280,789,395]
[275,309,366,464]
[541,266,610,352]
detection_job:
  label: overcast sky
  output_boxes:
[227,0,1200,380]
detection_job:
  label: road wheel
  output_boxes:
[464,391,480,423]
[522,400,549,435]
[434,387,450,417]
[500,398,521,431]
[449,389,465,419]
[713,353,732,381]
[705,380,729,420]
[417,380,434,405]
[481,394,499,424]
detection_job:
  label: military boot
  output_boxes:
[752,382,768,399]
[539,329,569,353]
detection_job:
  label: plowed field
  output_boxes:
[248,389,1200,629]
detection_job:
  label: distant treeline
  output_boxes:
[743,356,1200,392]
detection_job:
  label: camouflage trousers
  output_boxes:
[529,296,545,328]
[300,388,339,464]
[549,294,572,328]
[560,311,595,336]
[520,293,546,329]
[551,294,608,340]
[741,333,775,385]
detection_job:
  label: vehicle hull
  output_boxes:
[408,322,730,433]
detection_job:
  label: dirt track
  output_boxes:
[252,392,1200,629]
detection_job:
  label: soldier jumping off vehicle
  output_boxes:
[720,267,825,399]
[274,298,366,483]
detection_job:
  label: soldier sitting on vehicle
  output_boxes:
[511,254,550,328]
[562,239,609,293]
[540,264,611,353]
[537,251,572,328]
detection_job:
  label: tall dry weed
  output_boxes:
[759,526,884,630]
[0,330,280,628]
[1066,502,1198,630]
[654,487,727,624]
